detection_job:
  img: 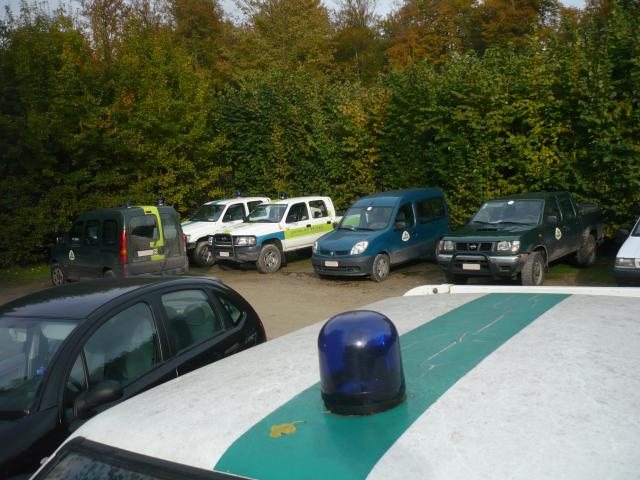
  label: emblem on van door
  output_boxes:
[555,227,562,240]
[68,250,75,261]
[402,231,410,242]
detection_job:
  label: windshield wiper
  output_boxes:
[489,220,533,225]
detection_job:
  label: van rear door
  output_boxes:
[160,209,185,272]
[128,209,164,274]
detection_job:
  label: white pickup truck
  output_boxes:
[181,196,269,266]
[209,196,338,273]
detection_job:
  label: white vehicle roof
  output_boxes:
[39,286,640,480]
[203,196,270,206]
[616,217,640,258]
[268,195,332,206]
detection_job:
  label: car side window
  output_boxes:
[395,203,415,228]
[416,198,445,223]
[308,200,329,219]
[218,295,243,326]
[102,220,117,246]
[83,303,160,387]
[558,196,576,220]
[286,203,309,223]
[64,354,87,417]
[546,199,561,223]
[223,204,245,222]
[84,220,100,246]
[70,221,83,246]
[161,290,224,353]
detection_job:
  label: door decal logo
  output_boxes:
[402,231,410,242]
[555,228,562,240]
[68,250,75,261]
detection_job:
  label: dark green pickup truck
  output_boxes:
[436,192,603,285]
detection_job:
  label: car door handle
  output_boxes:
[306,224,311,228]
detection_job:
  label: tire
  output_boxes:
[51,264,66,286]
[103,269,116,278]
[193,240,216,267]
[521,251,545,286]
[445,272,468,284]
[370,253,390,282]
[256,244,282,273]
[576,233,596,267]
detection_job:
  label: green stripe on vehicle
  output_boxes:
[214,293,569,479]
[284,223,333,239]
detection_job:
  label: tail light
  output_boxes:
[181,233,187,255]
[120,227,128,265]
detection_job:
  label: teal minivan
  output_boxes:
[311,188,449,281]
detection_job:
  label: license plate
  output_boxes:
[219,251,230,257]
[137,249,154,257]
[325,260,339,267]
[462,263,480,271]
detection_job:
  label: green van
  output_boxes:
[50,205,188,285]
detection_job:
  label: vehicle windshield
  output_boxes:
[471,200,543,226]
[0,317,77,419]
[247,204,287,223]
[190,204,225,222]
[339,206,394,231]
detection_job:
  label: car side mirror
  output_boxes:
[74,380,123,418]
[546,215,558,226]
[394,221,406,231]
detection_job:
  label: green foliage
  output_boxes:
[0,1,638,267]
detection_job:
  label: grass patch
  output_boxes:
[0,263,49,285]
[547,255,615,285]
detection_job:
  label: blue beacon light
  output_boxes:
[318,310,406,415]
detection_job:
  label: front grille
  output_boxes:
[456,242,493,252]
[214,234,232,245]
[318,249,350,257]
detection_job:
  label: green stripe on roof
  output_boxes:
[214,293,569,479]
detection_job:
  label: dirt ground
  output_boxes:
[0,250,616,340]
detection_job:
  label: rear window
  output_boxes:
[129,215,159,252]
[309,200,329,219]
[84,220,100,246]
[416,198,445,223]
[70,221,83,246]
[102,220,117,246]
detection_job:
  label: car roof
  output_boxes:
[0,277,219,320]
[61,285,640,480]
[351,188,443,208]
[489,191,570,201]
[270,196,331,206]
[204,197,270,206]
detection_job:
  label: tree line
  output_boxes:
[0,0,638,266]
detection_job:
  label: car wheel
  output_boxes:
[576,233,596,267]
[256,244,282,273]
[51,264,66,286]
[103,269,116,278]
[445,272,468,284]
[521,251,545,286]
[371,253,390,282]
[193,240,216,267]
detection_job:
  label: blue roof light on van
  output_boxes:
[317,310,406,415]
[279,192,287,200]
[236,190,242,197]
[157,198,164,206]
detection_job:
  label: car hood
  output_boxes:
[317,229,379,251]
[181,221,222,239]
[223,222,282,238]
[446,224,536,239]
[617,236,640,258]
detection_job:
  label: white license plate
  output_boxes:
[462,263,481,271]
[219,251,230,257]
[325,260,339,267]
[137,249,154,257]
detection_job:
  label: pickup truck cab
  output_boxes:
[614,216,640,285]
[437,192,603,286]
[182,197,270,267]
[312,189,449,282]
[210,196,337,273]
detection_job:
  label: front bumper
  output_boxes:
[613,266,640,285]
[437,252,527,279]
[312,254,375,277]
[212,243,261,263]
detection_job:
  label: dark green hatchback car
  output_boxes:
[51,205,188,286]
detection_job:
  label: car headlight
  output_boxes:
[234,236,256,246]
[439,240,454,252]
[312,241,318,254]
[497,240,520,253]
[616,257,636,267]
[351,241,369,255]
[185,234,191,243]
